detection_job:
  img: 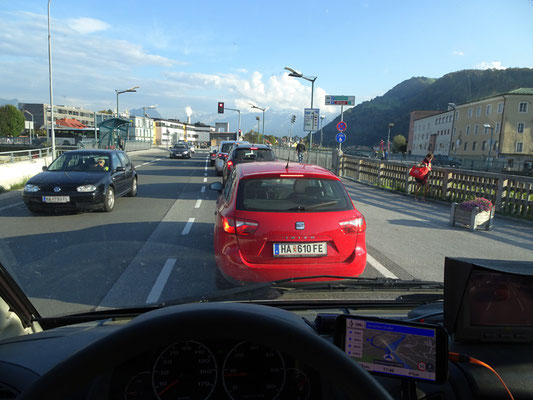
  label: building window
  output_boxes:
[455,111,459,119]
[472,142,477,151]
[474,124,479,135]
[486,104,492,115]
[493,141,499,151]
[466,126,470,135]
[495,122,500,133]
[519,102,528,113]
[464,142,468,151]
[453,127,456,136]
[497,102,504,113]
[468,108,473,118]
[517,123,524,133]
[482,141,487,151]
[476,106,481,116]
[516,142,523,152]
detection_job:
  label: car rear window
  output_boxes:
[234,148,276,162]
[221,143,234,153]
[236,178,354,212]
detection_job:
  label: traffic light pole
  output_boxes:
[225,107,241,140]
[339,105,344,151]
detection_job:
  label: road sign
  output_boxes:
[304,108,320,131]
[325,95,355,106]
[336,133,346,143]
[337,121,347,132]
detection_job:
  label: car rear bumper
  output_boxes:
[22,191,106,211]
[216,243,367,283]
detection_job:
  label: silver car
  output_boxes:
[214,140,248,176]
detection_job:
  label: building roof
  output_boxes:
[456,88,533,107]
[507,88,533,95]
[55,118,87,129]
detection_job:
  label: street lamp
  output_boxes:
[484,123,495,170]
[250,103,266,144]
[320,115,326,148]
[255,116,261,143]
[22,109,33,144]
[448,103,457,157]
[285,66,317,148]
[142,105,157,117]
[387,122,394,158]
[47,0,55,157]
[115,86,139,118]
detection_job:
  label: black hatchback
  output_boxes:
[222,143,276,184]
[22,149,138,213]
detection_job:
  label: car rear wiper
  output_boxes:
[288,201,338,212]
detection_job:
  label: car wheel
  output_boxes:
[103,186,115,212]
[127,177,138,197]
[210,160,215,166]
[216,169,222,176]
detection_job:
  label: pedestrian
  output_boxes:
[296,139,306,163]
[414,152,433,201]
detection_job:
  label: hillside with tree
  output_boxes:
[321,68,533,148]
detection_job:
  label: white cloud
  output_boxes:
[68,17,110,34]
[452,50,464,56]
[475,61,506,70]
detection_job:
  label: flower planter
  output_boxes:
[450,202,494,231]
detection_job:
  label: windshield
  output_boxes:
[0,1,532,320]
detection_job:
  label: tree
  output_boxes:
[98,109,113,115]
[0,105,25,137]
[392,134,407,153]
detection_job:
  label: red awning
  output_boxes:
[55,118,87,129]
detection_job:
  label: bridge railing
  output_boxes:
[0,147,53,164]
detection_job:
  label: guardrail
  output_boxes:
[341,156,533,219]
[0,147,53,164]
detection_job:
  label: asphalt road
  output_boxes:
[0,148,531,317]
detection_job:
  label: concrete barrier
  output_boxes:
[0,156,53,190]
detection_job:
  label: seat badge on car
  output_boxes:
[53,187,61,192]
[295,222,305,230]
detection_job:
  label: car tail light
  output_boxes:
[218,154,225,159]
[222,217,258,235]
[339,217,366,234]
[227,160,233,170]
[250,147,258,150]
[224,154,229,159]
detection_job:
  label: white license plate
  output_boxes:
[42,196,70,203]
[273,242,327,257]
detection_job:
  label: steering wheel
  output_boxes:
[19,303,393,400]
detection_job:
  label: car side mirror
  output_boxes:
[115,166,126,172]
[210,182,223,192]
[42,166,48,171]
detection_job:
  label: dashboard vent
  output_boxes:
[0,383,18,400]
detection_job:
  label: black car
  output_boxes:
[169,143,191,159]
[222,143,277,184]
[22,149,137,213]
[432,154,462,168]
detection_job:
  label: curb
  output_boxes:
[0,189,22,202]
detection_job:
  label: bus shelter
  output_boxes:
[98,118,130,149]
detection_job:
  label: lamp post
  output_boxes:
[224,107,241,140]
[115,86,139,118]
[484,123,495,170]
[255,116,260,143]
[47,0,56,157]
[285,66,317,149]
[142,105,157,118]
[250,104,266,144]
[448,103,457,158]
[387,122,394,159]
[22,109,34,144]
[320,115,326,148]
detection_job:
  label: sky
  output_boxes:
[0,0,532,136]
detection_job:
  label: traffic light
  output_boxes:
[291,115,296,124]
[218,102,224,114]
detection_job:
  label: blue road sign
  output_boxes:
[336,133,346,143]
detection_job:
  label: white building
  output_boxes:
[412,110,454,156]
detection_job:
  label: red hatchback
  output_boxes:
[211,162,367,285]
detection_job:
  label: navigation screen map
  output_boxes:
[343,318,438,381]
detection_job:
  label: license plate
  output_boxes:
[273,242,327,257]
[42,196,70,203]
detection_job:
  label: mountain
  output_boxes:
[0,98,19,107]
[129,108,163,119]
[321,68,533,147]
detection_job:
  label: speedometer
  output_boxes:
[152,341,217,400]
[222,341,286,400]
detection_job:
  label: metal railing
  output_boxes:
[0,147,53,164]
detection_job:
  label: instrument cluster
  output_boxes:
[110,339,319,400]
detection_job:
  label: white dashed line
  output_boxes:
[203,178,207,182]
[366,254,398,279]
[0,202,23,211]
[195,199,202,208]
[145,258,176,304]
[201,186,206,193]
[181,217,195,235]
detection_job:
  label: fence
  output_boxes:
[0,147,53,164]
[273,147,336,172]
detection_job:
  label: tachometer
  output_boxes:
[222,341,286,400]
[152,341,217,400]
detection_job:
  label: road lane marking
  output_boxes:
[366,254,398,279]
[201,186,206,193]
[195,199,202,208]
[0,202,23,211]
[145,258,176,304]
[203,178,207,182]
[181,217,195,235]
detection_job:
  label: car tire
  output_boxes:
[126,177,138,197]
[210,160,215,166]
[216,169,222,176]
[103,186,115,212]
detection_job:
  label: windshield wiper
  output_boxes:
[288,201,338,212]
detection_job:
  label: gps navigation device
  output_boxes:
[334,315,448,384]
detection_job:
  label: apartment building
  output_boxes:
[18,103,109,130]
[450,88,533,167]
[411,110,454,156]
[407,110,441,154]
[154,119,214,146]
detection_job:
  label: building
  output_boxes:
[407,110,441,154]
[449,88,533,168]
[411,110,454,156]
[154,119,215,146]
[18,103,109,130]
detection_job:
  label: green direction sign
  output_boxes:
[325,95,355,106]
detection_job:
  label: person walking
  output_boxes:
[296,139,306,163]
[414,152,434,201]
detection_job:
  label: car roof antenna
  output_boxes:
[285,153,290,169]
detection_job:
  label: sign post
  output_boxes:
[326,95,354,151]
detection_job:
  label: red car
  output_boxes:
[210,162,367,285]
